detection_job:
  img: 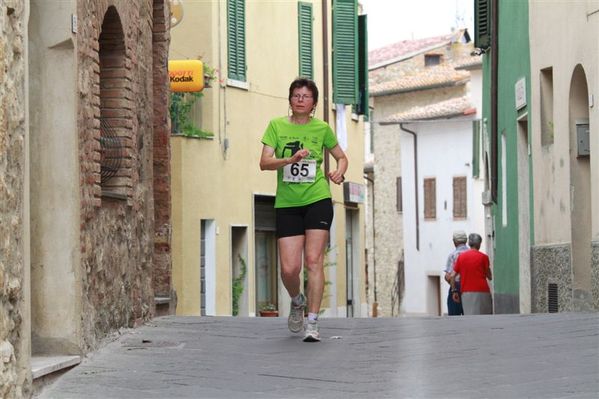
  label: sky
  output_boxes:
[361,0,474,50]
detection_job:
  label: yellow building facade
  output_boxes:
[169,0,368,318]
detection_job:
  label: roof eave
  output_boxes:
[380,109,476,125]
[371,78,468,97]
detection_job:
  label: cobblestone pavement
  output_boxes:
[39,313,599,398]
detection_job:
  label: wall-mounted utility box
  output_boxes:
[576,122,590,157]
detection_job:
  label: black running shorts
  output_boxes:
[275,198,334,238]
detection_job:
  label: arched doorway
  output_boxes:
[568,64,592,310]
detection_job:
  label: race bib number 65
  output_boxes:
[283,159,316,183]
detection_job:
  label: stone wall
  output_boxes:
[531,242,599,313]
[151,0,172,299]
[372,123,403,316]
[0,1,29,397]
[531,243,573,313]
[76,0,167,350]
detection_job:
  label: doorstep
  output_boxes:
[31,355,81,379]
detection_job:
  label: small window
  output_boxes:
[453,176,467,219]
[424,54,441,67]
[396,177,403,212]
[423,178,436,220]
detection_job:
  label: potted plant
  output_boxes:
[259,303,279,317]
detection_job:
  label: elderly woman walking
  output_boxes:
[449,233,493,315]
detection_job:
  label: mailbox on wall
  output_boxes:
[168,60,204,92]
[576,120,590,157]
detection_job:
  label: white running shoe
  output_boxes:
[288,294,305,333]
[303,320,320,342]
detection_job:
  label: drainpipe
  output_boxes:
[363,173,377,316]
[322,0,330,178]
[399,123,419,251]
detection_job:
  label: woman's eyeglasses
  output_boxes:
[291,94,313,101]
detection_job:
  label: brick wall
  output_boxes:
[151,0,172,299]
[0,1,29,397]
[76,0,169,349]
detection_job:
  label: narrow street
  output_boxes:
[39,313,598,398]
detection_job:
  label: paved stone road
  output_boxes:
[39,313,599,398]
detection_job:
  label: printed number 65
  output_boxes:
[291,163,309,177]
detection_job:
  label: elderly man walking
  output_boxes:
[444,231,469,315]
[449,233,493,315]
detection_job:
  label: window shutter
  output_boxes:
[333,0,358,104]
[227,0,246,81]
[357,14,369,118]
[474,0,491,50]
[453,176,467,219]
[424,178,436,220]
[298,2,313,79]
[472,120,480,178]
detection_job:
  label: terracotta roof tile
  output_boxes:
[370,65,469,96]
[382,96,475,123]
[369,33,454,67]
[454,55,483,70]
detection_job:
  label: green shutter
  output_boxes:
[227,0,246,81]
[357,14,368,119]
[472,120,481,178]
[474,0,491,50]
[333,0,358,104]
[298,2,313,79]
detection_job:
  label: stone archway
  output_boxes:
[568,64,592,310]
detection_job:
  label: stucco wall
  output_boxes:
[400,120,485,315]
[0,1,30,396]
[29,0,82,355]
[529,2,598,312]
[481,0,531,313]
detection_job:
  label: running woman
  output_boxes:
[259,78,348,342]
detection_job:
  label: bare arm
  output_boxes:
[259,145,309,171]
[327,144,348,185]
[449,271,460,303]
[486,264,493,280]
[448,271,457,291]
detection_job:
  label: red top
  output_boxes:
[454,249,491,293]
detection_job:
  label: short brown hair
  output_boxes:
[288,77,319,104]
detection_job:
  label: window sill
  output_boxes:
[227,79,249,90]
[171,133,214,141]
[101,191,128,201]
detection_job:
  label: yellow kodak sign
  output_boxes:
[169,60,204,92]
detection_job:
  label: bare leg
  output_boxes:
[278,235,305,298]
[304,229,329,314]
